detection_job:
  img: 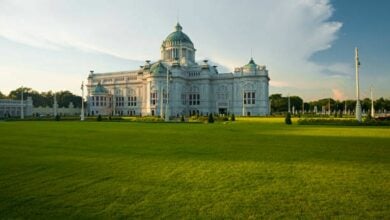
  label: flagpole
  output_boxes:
[81,81,85,121]
[370,86,374,118]
[355,47,362,122]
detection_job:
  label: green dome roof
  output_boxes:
[244,58,257,69]
[150,61,167,74]
[164,23,193,44]
[93,83,108,94]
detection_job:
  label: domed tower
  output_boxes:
[161,23,196,65]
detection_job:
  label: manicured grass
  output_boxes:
[0,120,389,218]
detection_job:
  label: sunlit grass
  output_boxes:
[0,120,389,218]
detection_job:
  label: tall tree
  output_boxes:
[0,91,7,99]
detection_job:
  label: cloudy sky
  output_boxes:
[0,0,389,100]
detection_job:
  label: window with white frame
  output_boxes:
[189,94,200,105]
[116,96,124,107]
[189,86,200,106]
[128,96,137,106]
[150,91,157,106]
[244,92,256,105]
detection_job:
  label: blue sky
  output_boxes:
[0,0,389,100]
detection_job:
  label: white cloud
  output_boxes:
[332,88,346,100]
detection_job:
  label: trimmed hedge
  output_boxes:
[298,118,390,126]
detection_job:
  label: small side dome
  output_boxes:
[244,58,257,69]
[93,82,109,94]
[242,57,259,73]
[150,61,167,74]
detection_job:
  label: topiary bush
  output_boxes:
[55,115,61,121]
[231,113,235,121]
[97,115,102,121]
[285,112,292,125]
[208,113,214,123]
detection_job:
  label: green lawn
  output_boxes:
[0,119,389,219]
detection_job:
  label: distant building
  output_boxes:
[0,97,33,117]
[87,23,270,116]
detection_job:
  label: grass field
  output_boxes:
[0,119,389,218]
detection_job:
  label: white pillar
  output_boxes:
[160,84,164,118]
[54,93,58,117]
[21,86,24,119]
[81,81,85,121]
[242,88,245,116]
[288,94,291,113]
[165,68,170,122]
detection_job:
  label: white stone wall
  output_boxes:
[33,106,81,116]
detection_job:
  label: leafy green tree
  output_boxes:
[269,94,288,112]
[7,87,82,108]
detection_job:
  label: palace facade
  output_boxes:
[86,23,270,117]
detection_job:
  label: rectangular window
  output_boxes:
[150,92,157,105]
[188,93,200,105]
[116,96,124,107]
[244,92,256,105]
[128,96,137,106]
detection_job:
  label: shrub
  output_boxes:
[285,113,292,125]
[231,113,235,121]
[181,115,185,122]
[97,115,102,121]
[365,113,372,122]
[208,113,214,123]
[55,115,61,121]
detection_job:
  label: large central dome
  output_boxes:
[164,23,193,45]
[161,23,196,65]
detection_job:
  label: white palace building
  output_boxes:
[86,23,270,117]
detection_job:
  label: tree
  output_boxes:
[269,94,288,112]
[0,91,6,99]
[6,87,82,108]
